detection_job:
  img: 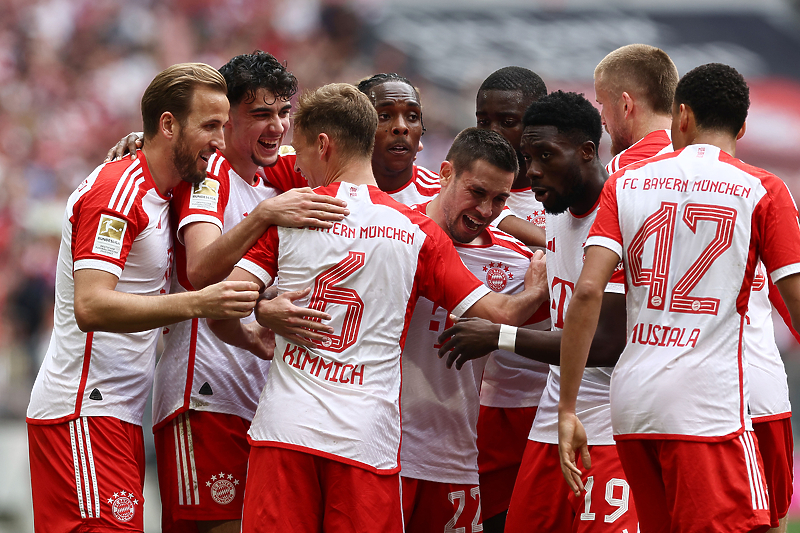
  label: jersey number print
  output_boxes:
[309,251,366,352]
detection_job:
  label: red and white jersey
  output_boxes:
[28,151,172,426]
[262,146,441,206]
[400,217,536,484]
[153,152,279,429]
[605,129,672,175]
[528,200,626,445]
[588,144,800,440]
[501,188,547,229]
[237,182,491,474]
[745,263,791,421]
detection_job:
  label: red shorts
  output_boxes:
[476,405,537,518]
[616,433,771,533]
[753,417,794,527]
[28,416,145,533]
[153,410,251,532]
[401,477,481,533]
[242,445,403,533]
[505,440,638,532]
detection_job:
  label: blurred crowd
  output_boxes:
[0,0,474,419]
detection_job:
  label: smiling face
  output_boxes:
[226,87,292,168]
[439,158,513,244]
[367,81,423,178]
[172,86,229,184]
[520,124,585,215]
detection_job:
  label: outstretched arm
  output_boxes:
[558,245,620,497]
[438,291,626,370]
[184,189,349,288]
[462,249,548,325]
[497,214,546,248]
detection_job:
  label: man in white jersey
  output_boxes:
[400,127,545,532]
[441,91,638,532]
[150,52,348,533]
[208,83,548,533]
[26,63,262,533]
[473,66,550,530]
[559,63,800,533]
[593,44,678,173]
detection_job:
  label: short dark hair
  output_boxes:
[674,63,749,136]
[293,83,377,161]
[356,73,419,100]
[478,67,547,105]
[594,44,678,115]
[141,63,227,140]
[522,90,602,150]
[446,127,518,177]
[218,50,298,107]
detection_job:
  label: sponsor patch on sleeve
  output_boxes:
[92,214,128,259]
[189,178,220,211]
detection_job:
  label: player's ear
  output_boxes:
[317,133,330,161]
[580,140,596,161]
[439,160,454,187]
[736,121,746,141]
[160,112,176,139]
[678,103,692,134]
[621,92,633,118]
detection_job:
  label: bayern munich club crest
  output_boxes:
[107,490,138,522]
[483,261,513,292]
[206,472,239,505]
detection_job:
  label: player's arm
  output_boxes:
[104,131,143,162]
[557,245,620,496]
[496,214,546,248]
[461,249,548,325]
[439,291,626,370]
[184,189,349,288]
[73,268,259,333]
[774,273,800,334]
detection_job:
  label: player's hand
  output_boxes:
[105,131,143,162]
[259,188,349,229]
[558,411,591,497]
[524,249,548,300]
[437,316,500,370]
[255,287,334,348]
[197,280,260,319]
[243,321,276,360]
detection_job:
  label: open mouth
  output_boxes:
[531,187,549,202]
[388,143,410,155]
[258,139,278,151]
[463,214,483,233]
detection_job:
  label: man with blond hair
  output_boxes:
[26,63,261,532]
[210,83,547,532]
[594,43,678,172]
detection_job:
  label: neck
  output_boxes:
[141,141,180,196]
[631,113,672,145]
[689,130,737,157]
[570,159,608,217]
[372,161,414,192]
[223,147,259,185]
[326,157,377,187]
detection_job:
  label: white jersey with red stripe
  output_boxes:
[528,200,626,445]
[385,165,440,205]
[236,182,491,474]
[28,151,172,426]
[400,217,536,484]
[152,151,279,429]
[501,188,547,229]
[605,129,672,175]
[746,263,791,421]
[588,144,800,440]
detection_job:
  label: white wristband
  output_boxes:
[498,324,517,352]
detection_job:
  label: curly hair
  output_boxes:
[522,90,602,150]
[478,67,547,104]
[218,50,298,106]
[446,127,518,177]
[674,63,749,136]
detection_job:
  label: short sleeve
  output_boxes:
[755,177,800,283]
[172,176,229,244]
[586,176,623,259]
[238,225,280,287]
[261,151,308,192]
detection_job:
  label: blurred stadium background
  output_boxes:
[3,0,800,530]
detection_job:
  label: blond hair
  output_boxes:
[595,44,678,115]
[141,63,227,139]
[293,83,377,161]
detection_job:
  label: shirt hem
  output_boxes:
[247,438,400,475]
[612,426,745,442]
[751,411,791,423]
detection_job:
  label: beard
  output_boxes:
[172,132,206,185]
[542,161,586,215]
